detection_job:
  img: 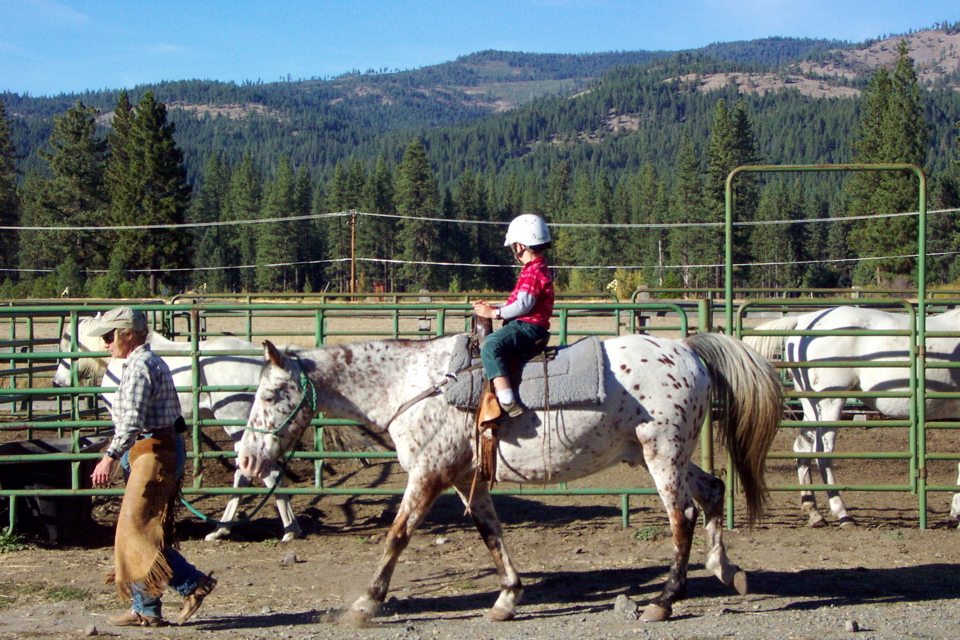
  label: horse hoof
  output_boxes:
[838,517,858,529]
[731,570,748,596]
[484,606,515,622]
[281,531,300,542]
[341,608,373,628]
[204,530,227,542]
[808,516,827,528]
[640,603,671,622]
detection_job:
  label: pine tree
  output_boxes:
[224,151,261,292]
[306,184,329,293]
[846,40,929,285]
[706,99,736,206]
[359,156,396,291]
[255,157,297,292]
[451,166,482,290]
[291,167,314,292]
[0,100,20,275]
[105,91,191,293]
[395,140,442,291]
[545,161,572,288]
[633,163,666,278]
[18,101,108,284]
[323,159,367,291]
[749,181,803,288]
[706,98,760,283]
[564,171,597,290]
[667,134,716,288]
[189,155,231,292]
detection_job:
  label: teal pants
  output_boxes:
[479,320,549,380]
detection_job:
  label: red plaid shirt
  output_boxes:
[504,256,553,329]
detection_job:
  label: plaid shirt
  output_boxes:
[105,344,182,459]
[502,256,554,328]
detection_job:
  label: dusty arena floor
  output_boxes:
[2,448,960,640]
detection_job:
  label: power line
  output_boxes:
[9,248,960,277]
[8,208,959,276]
[5,207,959,232]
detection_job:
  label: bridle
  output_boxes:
[244,359,318,439]
[182,358,317,528]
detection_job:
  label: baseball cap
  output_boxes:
[87,307,148,337]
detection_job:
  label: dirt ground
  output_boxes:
[3,307,960,639]
[3,434,960,640]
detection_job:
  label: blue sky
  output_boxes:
[2,0,958,97]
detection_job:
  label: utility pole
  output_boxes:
[349,210,357,294]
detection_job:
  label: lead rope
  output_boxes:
[180,363,316,527]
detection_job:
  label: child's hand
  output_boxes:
[473,301,497,319]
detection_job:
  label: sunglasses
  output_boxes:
[102,330,116,345]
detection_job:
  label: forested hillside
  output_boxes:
[1,36,857,184]
[0,26,959,299]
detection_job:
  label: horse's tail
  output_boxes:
[741,317,799,362]
[684,332,783,526]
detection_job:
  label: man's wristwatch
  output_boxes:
[495,308,502,320]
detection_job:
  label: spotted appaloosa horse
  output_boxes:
[237,332,782,623]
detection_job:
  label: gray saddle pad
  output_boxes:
[443,335,606,410]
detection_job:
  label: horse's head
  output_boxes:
[237,340,316,481]
[52,315,110,387]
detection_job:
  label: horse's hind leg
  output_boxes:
[264,464,301,541]
[344,474,444,627]
[204,468,250,541]
[687,464,747,595]
[950,463,960,525]
[454,480,523,621]
[641,448,697,622]
[816,428,855,528]
[795,428,827,528]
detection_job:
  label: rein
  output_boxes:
[385,363,483,428]
[181,361,317,527]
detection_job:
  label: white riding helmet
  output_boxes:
[504,214,551,248]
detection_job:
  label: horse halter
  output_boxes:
[245,358,318,438]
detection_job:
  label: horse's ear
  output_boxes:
[263,340,284,368]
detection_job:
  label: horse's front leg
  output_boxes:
[641,450,697,622]
[454,479,523,621]
[343,474,444,627]
[263,464,301,541]
[816,428,856,528]
[687,464,747,595]
[204,468,249,541]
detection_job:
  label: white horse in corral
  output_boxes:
[237,332,782,623]
[52,314,302,542]
[745,305,960,528]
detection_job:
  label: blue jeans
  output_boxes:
[121,434,203,618]
[479,320,549,380]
